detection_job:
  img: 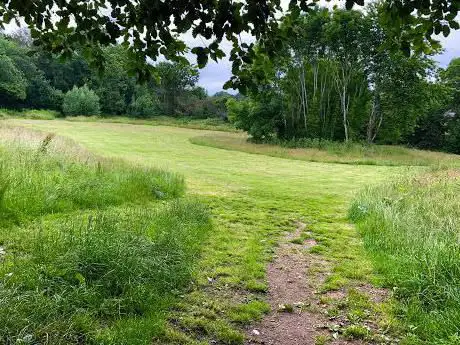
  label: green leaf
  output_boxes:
[442,25,450,37]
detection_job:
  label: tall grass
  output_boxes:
[0,108,59,120]
[350,170,460,344]
[191,134,460,167]
[0,130,184,225]
[0,126,211,344]
[0,202,211,344]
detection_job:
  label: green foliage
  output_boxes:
[156,62,199,116]
[128,93,161,118]
[1,0,458,86]
[0,34,224,118]
[0,54,27,101]
[444,117,460,154]
[36,52,91,93]
[62,85,101,116]
[229,6,449,149]
[91,45,135,115]
[350,172,460,342]
[409,60,460,153]
[0,35,66,110]
[228,92,282,141]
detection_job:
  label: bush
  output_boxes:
[179,97,221,118]
[62,85,101,116]
[128,94,161,118]
[227,92,283,142]
[444,116,460,154]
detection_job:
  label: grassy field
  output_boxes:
[64,115,239,132]
[0,109,238,132]
[191,132,460,167]
[3,119,459,344]
[0,125,211,344]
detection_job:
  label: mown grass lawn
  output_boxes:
[5,119,420,343]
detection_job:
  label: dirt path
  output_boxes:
[246,222,364,345]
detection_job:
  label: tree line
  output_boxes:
[0,30,232,119]
[227,6,460,153]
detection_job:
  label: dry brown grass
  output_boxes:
[190,132,460,167]
[0,124,97,163]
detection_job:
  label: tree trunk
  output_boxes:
[342,85,349,142]
[367,89,382,143]
[299,62,308,133]
[334,64,351,142]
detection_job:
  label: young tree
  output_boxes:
[90,45,136,115]
[325,10,368,141]
[156,62,199,115]
[0,34,61,109]
[62,85,101,116]
[0,55,27,104]
[443,57,460,112]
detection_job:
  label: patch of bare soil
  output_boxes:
[246,222,366,345]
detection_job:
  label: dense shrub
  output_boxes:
[228,92,283,142]
[128,94,161,117]
[180,97,219,118]
[62,85,101,116]
[444,116,460,154]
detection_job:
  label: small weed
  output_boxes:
[228,300,270,323]
[343,325,370,340]
[278,303,294,313]
[290,237,304,244]
[315,334,331,345]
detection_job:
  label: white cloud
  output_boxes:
[434,30,460,67]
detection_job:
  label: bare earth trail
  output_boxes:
[246,223,315,344]
[247,221,326,345]
[6,120,404,344]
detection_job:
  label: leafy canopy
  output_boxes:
[0,0,458,89]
